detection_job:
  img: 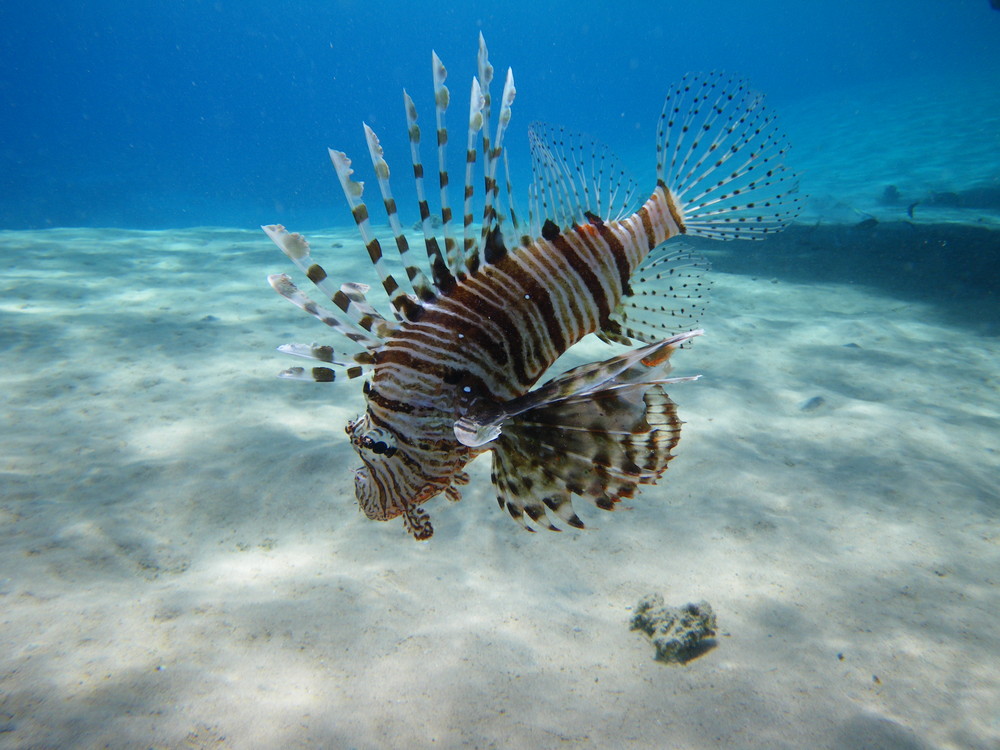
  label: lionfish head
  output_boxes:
[345,413,436,539]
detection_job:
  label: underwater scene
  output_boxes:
[1,1,998,747]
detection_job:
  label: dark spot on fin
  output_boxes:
[398,296,424,322]
[484,225,508,264]
[432,258,456,294]
[541,219,561,241]
[306,264,327,283]
[584,210,604,227]
[312,367,335,382]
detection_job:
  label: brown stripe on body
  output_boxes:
[460,270,558,387]
[376,345,446,383]
[363,382,416,414]
[478,261,555,378]
[381,323,496,384]
[639,205,657,249]
[586,221,633,297]
[418,326,511,388]
[435,289,526,378]
[551,231,612,326]
[518,239,590,340]
[381,293,529,389]
[492,251,567,356]
[624,214,649,262]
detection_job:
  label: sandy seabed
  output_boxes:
[0,221,997,750]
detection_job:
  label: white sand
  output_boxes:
[1,220,997,749]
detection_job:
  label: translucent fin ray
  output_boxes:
[461,77,486,267]
[656,72,800,239]
[454,330,702,448]
[328,149,425,321]
[267,273,383,350]
[362,124,437,302]
[477,67,517,262]
[404,90,456,292]
[604,245,712,345]
[528,123,639,235]
[431,51,461,277]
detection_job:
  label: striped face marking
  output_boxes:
[345,414,408,521]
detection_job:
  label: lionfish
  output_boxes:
[263,34,797,540]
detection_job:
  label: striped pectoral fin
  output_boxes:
[490,381,688,532]
[454,333,702,532]
[402,504,434,540]
[455,330,702,450]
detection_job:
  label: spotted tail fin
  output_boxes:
[656,72,800,239]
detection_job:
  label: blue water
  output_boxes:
[2,0,997,230]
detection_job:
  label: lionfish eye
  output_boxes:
[355,426,398,458]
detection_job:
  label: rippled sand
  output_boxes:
[1,216,996,748]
